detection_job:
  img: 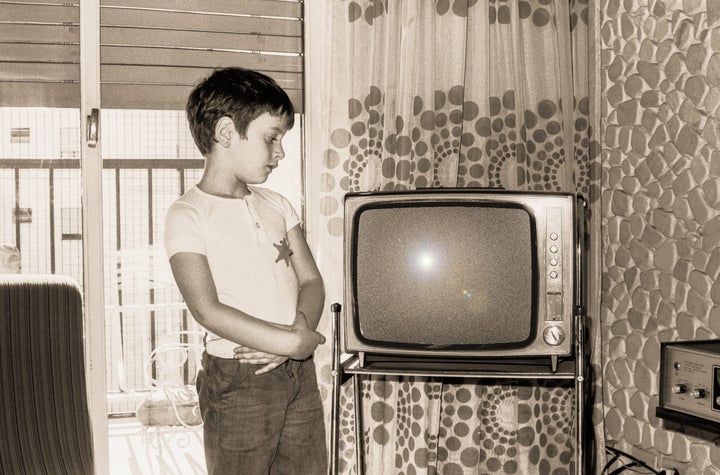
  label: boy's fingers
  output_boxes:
[254,362,280,375]
[234,345,258,354]
[236,357,271,364]
[233,349,272,362]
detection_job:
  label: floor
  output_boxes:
[108,417,206,475]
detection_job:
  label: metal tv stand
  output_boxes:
[329,303,589,475]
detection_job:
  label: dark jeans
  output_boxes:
[197,353,327,475]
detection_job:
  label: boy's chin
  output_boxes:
[240,171,271,185]
[259,170,274,183]
[246,176,270,186]
[256,173,271,183]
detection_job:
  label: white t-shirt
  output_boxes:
[164,185,301,358]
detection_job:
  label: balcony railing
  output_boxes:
[1,158,204,414]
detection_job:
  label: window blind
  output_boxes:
[100,0,304,111]
[0,0,304,111]
[0,1,81,107]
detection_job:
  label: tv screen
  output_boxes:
[353,203,536,348]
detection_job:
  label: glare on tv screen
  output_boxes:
[353,203,535,348]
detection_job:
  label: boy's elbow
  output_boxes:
[309,276,325,295]
[190,308,210,327]
[187,306,209,327]
[305,278,325,305]
[317,280,326,305]
[185,300,219,328]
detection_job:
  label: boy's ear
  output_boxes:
[215,117,236,148]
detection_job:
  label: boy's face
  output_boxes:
[229,112,291,185]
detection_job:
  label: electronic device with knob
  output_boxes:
[656,340,720,432]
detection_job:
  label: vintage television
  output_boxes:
[342,188,586,370]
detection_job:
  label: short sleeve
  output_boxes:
[163,201,206,259]
[278,194,301,232]
[251,186,301,232]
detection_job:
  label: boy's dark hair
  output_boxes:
[186,67,295,155]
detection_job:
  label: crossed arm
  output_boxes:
[169,224,326,374]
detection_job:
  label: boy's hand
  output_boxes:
[233,346,288,375]
[289,311,326,360]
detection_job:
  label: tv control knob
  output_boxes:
[543,326,565,346]
[692,388,706,399]
[671,384,686,394]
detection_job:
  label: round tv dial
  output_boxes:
[543,325,565,346]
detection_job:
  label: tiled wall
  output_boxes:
[601,0,720,471]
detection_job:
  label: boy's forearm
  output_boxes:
[194,301,299,356]
[296,277,325,330]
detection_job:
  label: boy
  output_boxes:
[164,67,327,474]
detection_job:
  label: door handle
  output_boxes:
[86,108,99,147]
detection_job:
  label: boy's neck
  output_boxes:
[197,175,250,199]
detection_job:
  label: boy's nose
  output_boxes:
[274,143,285,160]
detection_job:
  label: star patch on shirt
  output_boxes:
[274,237,293,266]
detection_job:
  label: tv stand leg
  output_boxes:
[329,303,342,475]
[353,374,365,474]
[551,355,558,373]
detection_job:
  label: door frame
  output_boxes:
[80,0,109,472]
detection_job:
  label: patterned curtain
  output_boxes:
[310,1,603,473]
